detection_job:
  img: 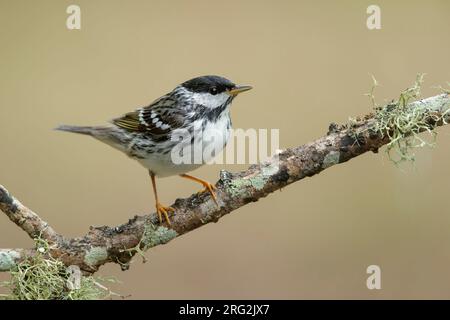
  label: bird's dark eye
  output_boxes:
[209,87,218,95]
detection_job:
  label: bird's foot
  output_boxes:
[198,182,219,206]
[155,202,175,225]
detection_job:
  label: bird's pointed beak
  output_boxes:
[228,85,253,97]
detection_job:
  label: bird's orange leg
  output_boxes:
[180,173,218,206]
[150,171,174,225]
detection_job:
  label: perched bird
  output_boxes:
[56,75,252,225]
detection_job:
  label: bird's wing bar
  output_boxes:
[112,93,185,137]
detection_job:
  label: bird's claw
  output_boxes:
[198,182,219,207]
[155,202,175,225]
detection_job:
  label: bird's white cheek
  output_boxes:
[192,92,229,109]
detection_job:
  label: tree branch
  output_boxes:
[1,93,449,273]
[0,185,59,243]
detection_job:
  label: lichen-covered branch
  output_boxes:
[0,185,59,243]
[0,93,449,274]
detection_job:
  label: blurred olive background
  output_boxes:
[1,0,449,299]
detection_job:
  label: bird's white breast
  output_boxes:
[197,111,231,163]
[135,111,231,177]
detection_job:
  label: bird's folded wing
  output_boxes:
[112,93,185,137]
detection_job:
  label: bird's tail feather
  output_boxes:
[55,125,97,135]
[55,125,131,154]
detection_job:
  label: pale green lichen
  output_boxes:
[84,247,108,267]
[248,176,266,191]
[261,162,279,177]
[227,178,252,198]
[1,238,115,300]
[140,224,178,250]
[365,74,380,109]
[322,151,340,169]
[350,74,450,165]
[227,163,279,197]
[0,251,20,271]
[125,222,178,263]
[372,74,450,164]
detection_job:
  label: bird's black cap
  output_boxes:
[181,75,236,95]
